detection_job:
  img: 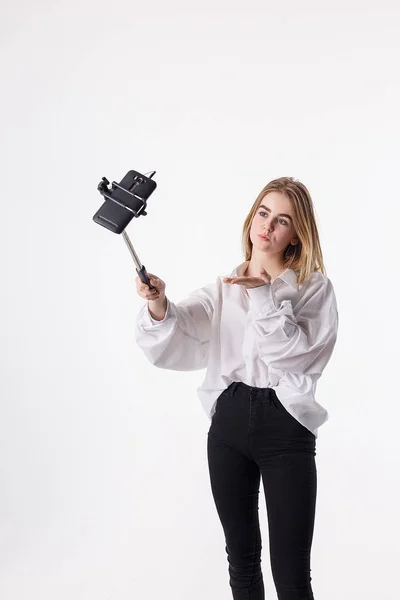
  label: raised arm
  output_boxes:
[135,282,216,371]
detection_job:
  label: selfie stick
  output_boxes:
[121,230,153,288]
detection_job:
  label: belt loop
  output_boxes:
[230,381,239,395]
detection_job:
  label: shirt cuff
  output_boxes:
[145,297,173,325]
[247,284,279,315]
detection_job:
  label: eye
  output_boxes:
[258,211,288,226]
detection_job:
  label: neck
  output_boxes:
[244,255,287,281]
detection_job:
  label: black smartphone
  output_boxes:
[93,170,157,234]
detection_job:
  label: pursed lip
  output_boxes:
[259,234,270,241]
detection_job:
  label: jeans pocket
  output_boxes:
[270,391,289,416]
[270,391,314,437]
[211,388,230,421]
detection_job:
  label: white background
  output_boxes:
[1,1,399,598]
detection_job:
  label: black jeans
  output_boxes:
[207,381,317,600]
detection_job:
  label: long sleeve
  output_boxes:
[245,274,338,433]
[134,282,215,371]
[247,274,339,392]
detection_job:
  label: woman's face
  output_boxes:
[249,191,299,255]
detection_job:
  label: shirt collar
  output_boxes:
[231,261,299,291]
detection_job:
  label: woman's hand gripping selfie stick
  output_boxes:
[93,169,158,290]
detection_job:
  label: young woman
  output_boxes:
[135,176,339,600]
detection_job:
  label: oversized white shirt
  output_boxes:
[134,260,339,437]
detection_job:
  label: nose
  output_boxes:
[264,222,273,233]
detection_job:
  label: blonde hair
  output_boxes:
[241,177,326,286]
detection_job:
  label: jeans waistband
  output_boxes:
[228,381,275,398]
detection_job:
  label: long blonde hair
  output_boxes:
[242,177,326,285]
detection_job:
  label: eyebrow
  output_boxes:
[259,205,293,221]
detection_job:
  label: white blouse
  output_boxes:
[135,260,339,437]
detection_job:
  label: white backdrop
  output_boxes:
[1,1,400,599]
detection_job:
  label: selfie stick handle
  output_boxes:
[122,230,155,289]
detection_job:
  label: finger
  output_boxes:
[260,268,271,280]
[138,281,150,291]
[141,289,159,298]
